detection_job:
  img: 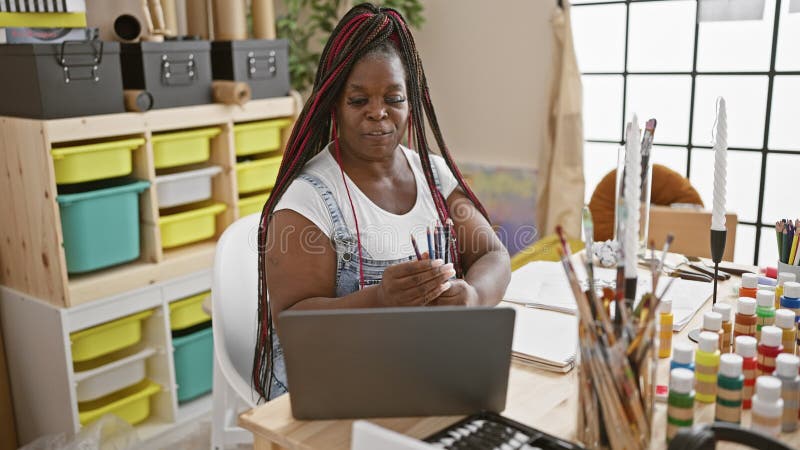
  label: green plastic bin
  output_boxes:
[56,178,150,274]
[172,324,213,402]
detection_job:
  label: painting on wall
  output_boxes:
[459,163,539,256]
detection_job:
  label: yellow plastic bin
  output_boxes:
[238,191,270,217]
[51,137,144,184]
[233,118,291,156]
[236,155,282,194]
[159,203,227,249]
[169,291,211,331]
[151,127,221,169]
[70,310,154,363]
[78,379,161,426]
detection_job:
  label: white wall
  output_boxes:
[413,0,555,169]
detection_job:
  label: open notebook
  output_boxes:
[503,261,713,331]
[504,302,576,373]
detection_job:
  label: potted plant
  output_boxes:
[276,0,424,95]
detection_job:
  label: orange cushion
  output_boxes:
[588,164,703,242]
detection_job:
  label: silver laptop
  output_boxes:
[278,306,515,420]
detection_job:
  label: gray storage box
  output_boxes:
[211,39,290,99]
[0,40,124,119]
[120,41,212,109]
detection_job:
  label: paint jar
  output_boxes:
[735,335,758,410]
[666,368,695,442]
[713,303,733,353]
[751,376,783,437]
[715,353,744,424]
[695,331,720,404]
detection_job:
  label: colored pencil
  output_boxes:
[410,234,422,260]
[426,227,433,260]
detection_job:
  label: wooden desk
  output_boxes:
[239,275,800,450]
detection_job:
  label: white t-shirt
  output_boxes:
[274,144,458,260]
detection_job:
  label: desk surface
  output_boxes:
[239,274,800,450]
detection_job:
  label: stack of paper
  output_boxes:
[504,303,576,373]
[503,261,713,331]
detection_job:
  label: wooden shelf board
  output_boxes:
[145,97,297,132]
[32,96,296,143]
[67,242,216,307]
[43,113,147,143]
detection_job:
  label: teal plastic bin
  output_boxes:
[172,323,213,402]
[56,178,150,274]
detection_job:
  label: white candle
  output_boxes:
[711,97,727,231]
[624,115,641,279]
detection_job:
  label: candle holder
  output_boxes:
[710,229,727,304]
[688,229,727,343]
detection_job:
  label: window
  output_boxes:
[573,0,800,266]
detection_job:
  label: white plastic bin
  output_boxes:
[154,165,222,208]
[74,348,156,402]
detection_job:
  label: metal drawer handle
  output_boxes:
[161,53,198,86]
[57,40,103,84]
[246,50,277,80]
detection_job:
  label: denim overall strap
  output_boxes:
[296,174,360,259]
[428,153,444,196]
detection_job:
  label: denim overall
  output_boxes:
[267,163,444,399]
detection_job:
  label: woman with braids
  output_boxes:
[254,3,511,401]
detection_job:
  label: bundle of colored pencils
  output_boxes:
[777,219,799,266]
[558,223,676,450]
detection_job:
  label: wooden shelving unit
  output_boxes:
[0,94,300,445]
[0,95,299,308]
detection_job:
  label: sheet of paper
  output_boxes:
[503,262,577,314]
[504,303,577,370]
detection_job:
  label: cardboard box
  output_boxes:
[648,205,737,262]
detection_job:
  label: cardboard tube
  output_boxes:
[124,90,154,112]
[113,14,142,42]
[140,0,155,34]
[185,0,209,39]
[212,0,247,40]
[252,0,275,39]
[161,0,178,36]
[149,0,167,33]
[212,81,251,106]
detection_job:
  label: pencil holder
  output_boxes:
[575,316,658,450]
[778,262,800,281]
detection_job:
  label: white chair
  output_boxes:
[211,213,262,450]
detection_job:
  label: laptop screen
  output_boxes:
[278,306,516,420]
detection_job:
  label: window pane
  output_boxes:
[733,225,756,264]
[583,75,624,141]
[776,0,800,70]
[650,146,688,177]
[692,76,768,149]
[762,153,800,224]
[572,4,627,72]
[768,76,800,151]
[626,75,692,145]
[735,224,756,265]
[758,225,781,267]
[697,0,775,71]
[627,1,695,72]
[689,149,761,223]
[584,142,619,203]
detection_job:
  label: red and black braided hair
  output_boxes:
[254,2,488,401]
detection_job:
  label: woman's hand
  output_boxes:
[378,259,455,307]
[431,279,479,306]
